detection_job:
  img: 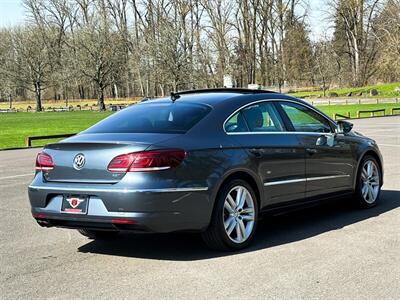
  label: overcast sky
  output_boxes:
[0,0,332,41]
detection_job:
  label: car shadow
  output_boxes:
[78,189,400,261]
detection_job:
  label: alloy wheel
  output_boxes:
[223,185,255,244]
[361,160,380,204]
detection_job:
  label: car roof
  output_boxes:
[141,88,299,107]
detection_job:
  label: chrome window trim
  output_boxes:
[264,174,350,186]
[223,98,336,136]
[28,185,209,193]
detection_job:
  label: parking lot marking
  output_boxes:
[0,173,33,180]
[378,144,400,148]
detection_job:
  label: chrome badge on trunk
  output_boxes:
[73,153,86,170]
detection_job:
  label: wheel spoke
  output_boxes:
[226,218,236,235]
[237,190,247,210]
[362,184,368,198]
[224,201,234,213]
[235,222,242,241]
[241,215,254,221]
[367,162,373,177]
[238,219,246,239]
[370,175,379,183]
[227,194,236,211]
[224,216,234,229]
[367,185,374,201]
[235,187,243,207]
[362,168,368,180]
[372,186,379,198]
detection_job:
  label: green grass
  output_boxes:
[317,103,400,119]
[0,111,112,149]
[288,82,400,98]
[0,103,399,149]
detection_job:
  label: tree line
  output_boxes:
[0,0,399,111]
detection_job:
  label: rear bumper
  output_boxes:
[28,175,212,233]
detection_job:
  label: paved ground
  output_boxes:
[1,116,399,299]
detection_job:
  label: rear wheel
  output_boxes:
[354,156,381,208]
[202,179,258,251]
[77,229,119,240]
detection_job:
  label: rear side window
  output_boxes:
[85,102,211,134]
[225,101,284,133]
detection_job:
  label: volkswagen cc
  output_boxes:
[28,89,383,250]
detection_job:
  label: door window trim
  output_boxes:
[223,99,336,135]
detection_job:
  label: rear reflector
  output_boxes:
[111,219,136,224]
[32,213,46,219]
[107,149,185,172]
[35,152,55,171]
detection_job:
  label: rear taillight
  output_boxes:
[107,149,185,172]
[35,151,55,171]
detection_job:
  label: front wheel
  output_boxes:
[202,179,258,251]
[354,156,382,208]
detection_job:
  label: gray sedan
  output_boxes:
[28,89,383,250]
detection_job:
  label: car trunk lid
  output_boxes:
[42,133,178,183]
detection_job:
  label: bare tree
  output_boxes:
[331,0,383,86]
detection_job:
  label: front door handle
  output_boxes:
[306,148,318,155]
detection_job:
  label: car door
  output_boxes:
[224,100,306,208]
[276,101,354,199]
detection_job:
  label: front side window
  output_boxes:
[279,102,333,133]
[224,101,284,133]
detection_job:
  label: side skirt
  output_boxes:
[259,190,354,217]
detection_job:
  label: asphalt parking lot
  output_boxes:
[1,116,399,299]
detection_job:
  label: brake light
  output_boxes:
[35,152,55,171]
[107,149,185,172]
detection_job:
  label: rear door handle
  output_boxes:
[249,149,262,158]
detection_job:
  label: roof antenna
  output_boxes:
[170,92,181,102]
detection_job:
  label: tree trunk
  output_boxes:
[97,86,106,111]
[78,85,85,99]
[114,83,119,99]
[34,82,42,112]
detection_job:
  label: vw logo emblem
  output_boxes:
[73,153,86,170]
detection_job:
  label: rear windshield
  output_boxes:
[85,102,211,134]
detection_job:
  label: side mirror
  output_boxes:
[336,120,353,134]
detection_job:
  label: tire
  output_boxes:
[353,155,382,208]
[202,179,259,251]
[77,229,119,240]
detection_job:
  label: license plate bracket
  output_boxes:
[61,195,88,214]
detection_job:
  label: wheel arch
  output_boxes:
[211,169,263,213]
[354,148,384,189]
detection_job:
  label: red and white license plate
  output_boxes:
[61,196,88,214]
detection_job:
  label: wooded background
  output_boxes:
[0,0,399,111]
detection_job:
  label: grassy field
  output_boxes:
[288,82,400,98]
[318,103,400,118]
[0,103,399,149]
[0,111,111,149]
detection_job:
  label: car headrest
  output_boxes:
[244,107,263,130]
